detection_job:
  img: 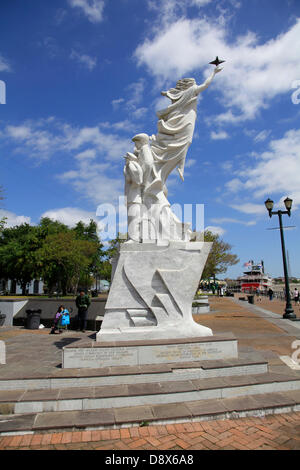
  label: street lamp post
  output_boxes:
[264,197,297,320]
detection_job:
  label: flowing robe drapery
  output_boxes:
[150,83,199,185]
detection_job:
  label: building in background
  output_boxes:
[0,279,44,295]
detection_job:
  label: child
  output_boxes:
[59,308,70,331]
[50,305,65,334]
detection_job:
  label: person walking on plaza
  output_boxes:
[75,291,91,332]
[268,288,273,301]
[256,288,262,302]
[294,288,300,306]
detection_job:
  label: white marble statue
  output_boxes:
[124,66,222,243]
[97,65,223,343]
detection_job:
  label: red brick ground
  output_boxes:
[1,412,300,450]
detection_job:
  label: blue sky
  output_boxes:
[0,0,300,279]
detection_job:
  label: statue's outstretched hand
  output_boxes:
[214,66,223,74]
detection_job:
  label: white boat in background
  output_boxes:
[237,260,273,293]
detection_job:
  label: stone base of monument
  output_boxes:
[62,334,238,369]
[96,241,214,343]
[3,340,300,433]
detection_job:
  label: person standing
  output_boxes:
[50,305,64,334]
[294,288,300,306]
[256,288,262,302]
[268,288,274,301]
[75,291,91,332]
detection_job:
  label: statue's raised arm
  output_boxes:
[150,65,222,183]
[195,65,222,96]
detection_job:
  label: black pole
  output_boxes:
[278,211,295,319]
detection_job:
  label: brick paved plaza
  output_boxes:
[1,411,300,450]
[1,294,300,451]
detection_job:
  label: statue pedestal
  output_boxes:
[97,241,213,343]
[63,241,239,369]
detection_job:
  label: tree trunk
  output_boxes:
[21,281,27,296]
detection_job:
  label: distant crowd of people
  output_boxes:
[252,286,300,307]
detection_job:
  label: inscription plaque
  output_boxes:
[64,346,138,368]
[138,342,234,365]
[63,338,238,369]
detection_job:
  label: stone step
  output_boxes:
[0,356,268,391]
[1,389,300,435]
[1,372,300,415]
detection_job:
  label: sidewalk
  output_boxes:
[1,295,300,450]
[238,293,300,318]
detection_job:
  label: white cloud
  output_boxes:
[254,130,271,143]
[2,118,130,205]
[192,0,212,5]
[0,53,11,72]
[131,107,148,120]
[6,125,31,140]
[74,149,96,160]
[3,118,131,162]
[70,50,97,71]
[112,98,125,110]
[5,122,63,159]
[111,79,150,124]
[64,124,131,160]
[185,159,196,168]
[125,78,146,110]
[229,203,266,215]
[68,0,105,23]
[210,130,229,140]
[211,217,256,226]
[205,225,226,236]
[147,0,212,20]
[225,178,243,193]
[41,207,97,227]
[134,14,300,121]
[100,120,137,133]
[0,209,31,227]
[43,37,60,59]
[54,8,67,25]
[226,128,300,208]
[58,159,123,205]
[221,161,233,171]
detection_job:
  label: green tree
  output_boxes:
[73,220,106,289]
[106,233,126,259]
[99,233,127,281]
[0,224,43,294]
[39,217,70,236]
[0,186,6,231]
[198,230,239,280]
[38,231,98,295]
[99,260,113,281]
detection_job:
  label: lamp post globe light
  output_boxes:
[264,197,297,320]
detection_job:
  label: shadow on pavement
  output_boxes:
[53,337,82,350]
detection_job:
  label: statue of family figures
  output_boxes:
[124,65,222,243]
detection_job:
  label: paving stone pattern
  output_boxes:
[1,412,300,450]
[1,295,300,450]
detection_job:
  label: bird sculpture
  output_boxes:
[209,56,225,66]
